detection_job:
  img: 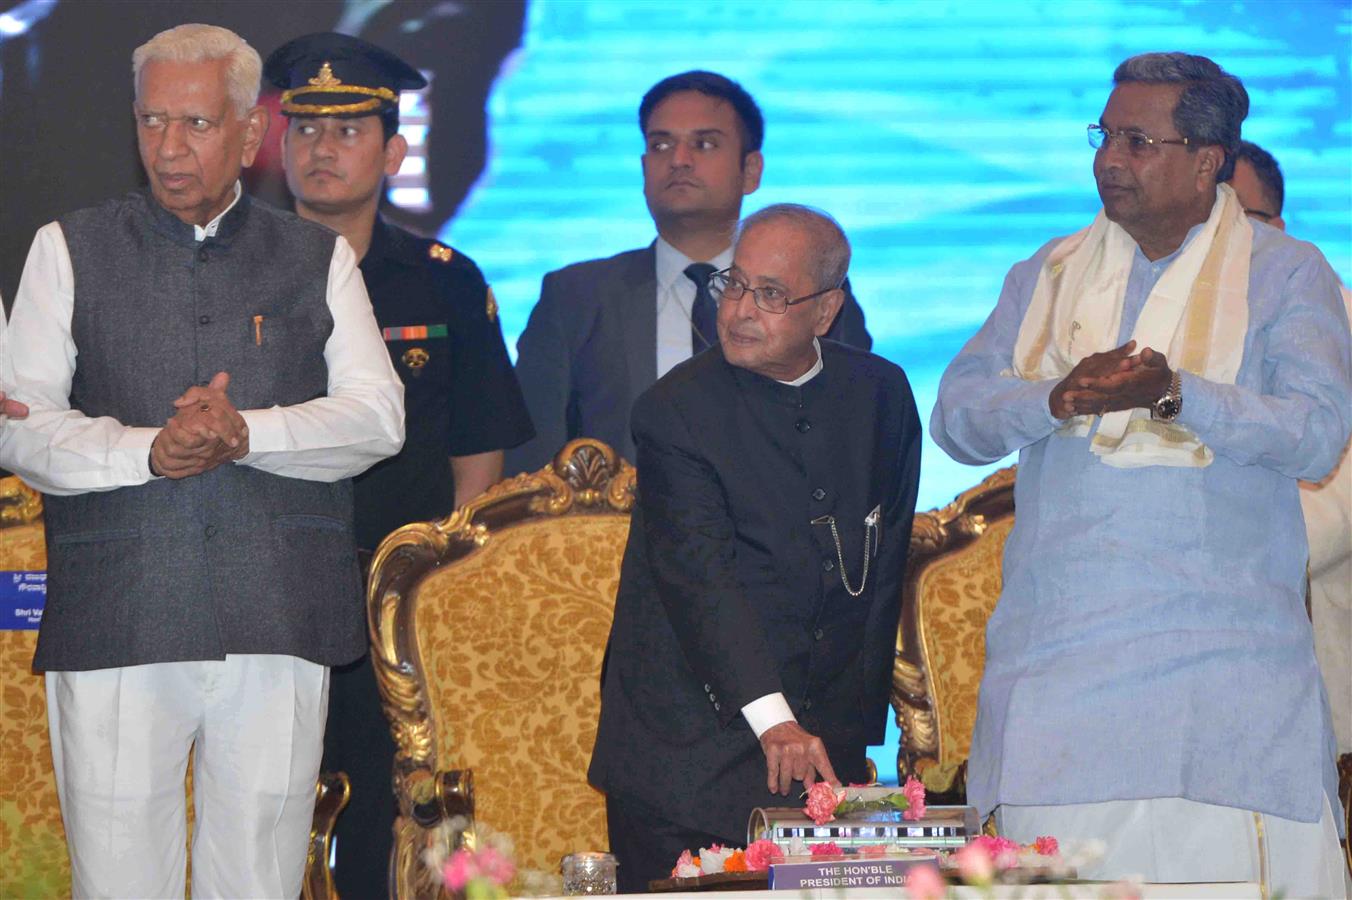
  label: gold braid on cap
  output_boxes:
[280,61,397,115]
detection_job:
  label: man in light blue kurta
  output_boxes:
[932,53,1349,893]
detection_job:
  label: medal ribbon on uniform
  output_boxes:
[382,324,448,341]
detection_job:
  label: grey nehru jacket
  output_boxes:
[36,191,364,672]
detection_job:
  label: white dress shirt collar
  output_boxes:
[778,338,823,386]
[194,181,243,242]
[654,236,734,292]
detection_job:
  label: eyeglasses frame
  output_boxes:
[1087,123,1191,155]
[708,267,840,315]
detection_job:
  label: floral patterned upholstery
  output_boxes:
[893,466,1015,789]
[914,516,1012,765]
[417,516,626,867]
[370,439,634,898]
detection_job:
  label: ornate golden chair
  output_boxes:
[892,466,1016,797]
[0,475,347,898]
[0,476,65,899]
[370,438,634,898]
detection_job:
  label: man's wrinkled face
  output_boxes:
[135,58,264,227]
[642,91,762,225]
[283,115,405,216]
[717,220,842,381]
[1093,82,1208,241]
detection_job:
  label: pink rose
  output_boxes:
[1032,835,1059,857]
[477,846,516,886]
[952,842,994,885]
[969,835,1020,871]
[905,863,947,900]
[744,839,785,872]
[808,841,843,858]
[803,781,843,825]
[901,775,927,822]
[443,848,480,891]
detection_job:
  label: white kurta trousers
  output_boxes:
[46,654,329,899]
[999,795,1347,899]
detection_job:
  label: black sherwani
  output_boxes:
[588,339,921,876]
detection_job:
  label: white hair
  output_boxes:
[739,203,852,291]
[132,24,261,118]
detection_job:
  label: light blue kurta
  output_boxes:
[931,216,1351,825]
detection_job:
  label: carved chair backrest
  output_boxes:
[892,466,1016,783]
[370,439,635,893]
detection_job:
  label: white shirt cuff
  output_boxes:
[741,692,796,739]
[117,426,159,482]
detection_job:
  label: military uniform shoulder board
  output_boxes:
[428,243,454,263]
[485,286,499,322]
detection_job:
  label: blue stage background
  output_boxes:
[424,0,1351,782]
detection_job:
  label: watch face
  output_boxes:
[1154,396,1181,421]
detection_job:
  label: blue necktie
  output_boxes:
[685,262,718,353]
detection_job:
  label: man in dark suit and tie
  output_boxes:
[507,71,871,471]
[588,204,919,892]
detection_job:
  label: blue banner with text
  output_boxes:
[0,571,46,630]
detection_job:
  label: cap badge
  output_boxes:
[308,61,343,89]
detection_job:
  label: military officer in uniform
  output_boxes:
[265,33,535,897]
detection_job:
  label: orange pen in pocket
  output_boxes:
[253,315,263,346]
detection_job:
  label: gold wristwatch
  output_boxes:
[1151,370,1182,422]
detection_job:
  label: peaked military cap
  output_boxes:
[264,32,426,118]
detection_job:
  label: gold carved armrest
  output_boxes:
[403,767,474,829]
[391,768,475,900]
[302,771,350,900]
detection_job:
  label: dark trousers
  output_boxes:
[605,796,742,894]
[322,652,397,899]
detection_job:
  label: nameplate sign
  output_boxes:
[768,856,929,890]
[0,571,46,630]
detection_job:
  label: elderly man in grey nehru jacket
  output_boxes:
[1,24,403,898]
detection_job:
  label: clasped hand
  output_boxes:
[759,720,840,796]
[150,371,249,479]
[1048,340,1172,420]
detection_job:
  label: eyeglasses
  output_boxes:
[708,268,837,315]
[1087,124,1190,157]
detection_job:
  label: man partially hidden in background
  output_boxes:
[931,53,1348,893]
[266,31,534,896]
[1,24,403,897]
[508,71,872,472]
[589,204,920,892]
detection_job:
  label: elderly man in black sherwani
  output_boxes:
[589,203,922,892]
